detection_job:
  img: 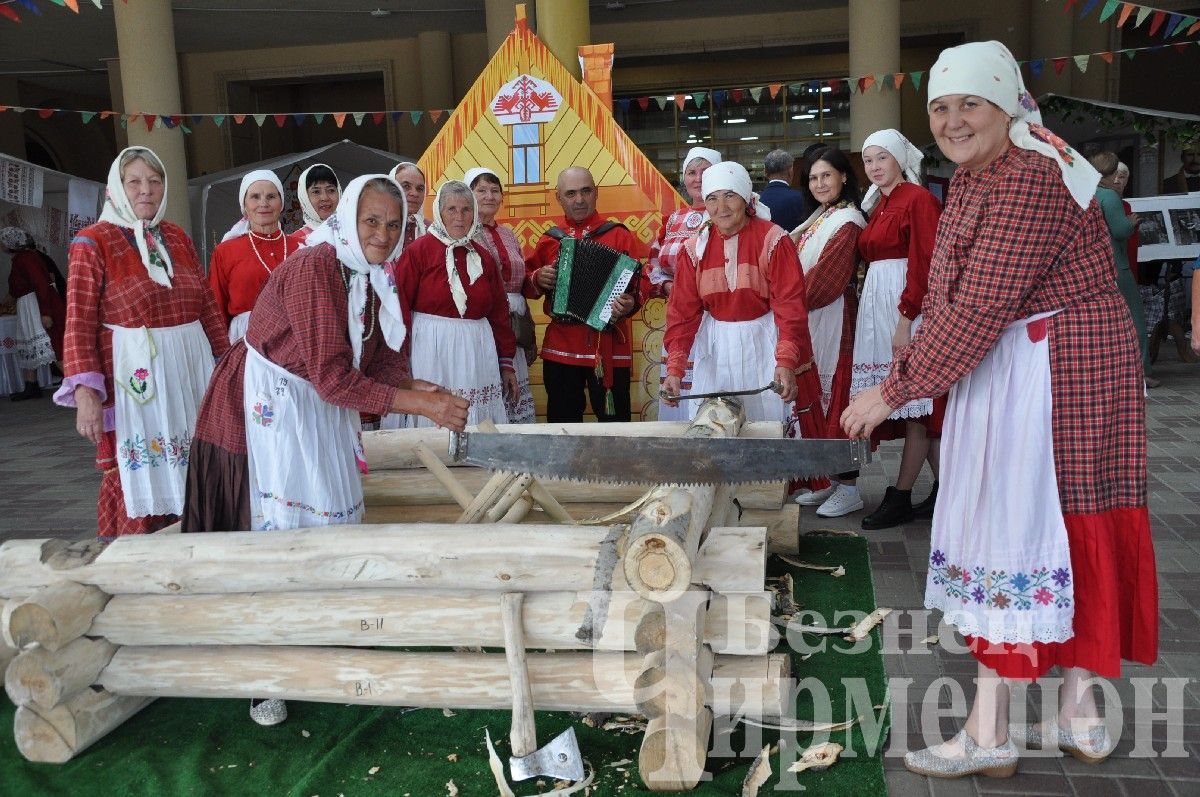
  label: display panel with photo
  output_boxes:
[1127,194,1200,261]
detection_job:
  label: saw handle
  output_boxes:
[501,592,538,758]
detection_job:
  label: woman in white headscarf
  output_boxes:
[383,180,517,428]
[851,129,945,530]
[465,166,536,423]
[843,41,1155,778]
[292,163,341,242]
[208,169,306,343]
[662,161,823,429]
[51,146,229,539]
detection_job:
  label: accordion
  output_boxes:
[550,237,641,331]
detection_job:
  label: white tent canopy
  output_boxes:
[0,152,104,289]
[187,139,415,264]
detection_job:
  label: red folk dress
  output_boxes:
[7,248,66,360]
[473,220,537,423]
[58,221,229,537]
[881,147,1156,678]
[207,230,307,329]
[184,243,411,532]
[855,181,945,439]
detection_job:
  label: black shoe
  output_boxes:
[861,486,914,530]
[911,481,938,520]
[9,381,42,402]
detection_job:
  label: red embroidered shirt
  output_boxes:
[858,181,942,319]
[208,230,307,324]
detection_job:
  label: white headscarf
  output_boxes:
[391,162,428,237]
[428,180,484,318]
[297,163,341,230]
[860,128,925,212]
[98,146,174,288]
[306,175,408,368]
[927,40,1099,209]
[683,146,722,173]
[463,167,502,190]
[694,161,764,286]
[222,169,286,243]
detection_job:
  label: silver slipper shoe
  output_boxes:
[249,698,288,726]
[904,729,1018,779]
[1010,719,1112,763]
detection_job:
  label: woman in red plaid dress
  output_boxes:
[844,42,1156,778]
[53,147,230,538]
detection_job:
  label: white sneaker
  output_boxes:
[794,484,836,506]
[815,484,864,517]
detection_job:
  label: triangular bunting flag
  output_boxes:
[768,83,782,99]
[1176,15,1198,36]
[37,108,55,119]
[749,87,764,103]
[674,93,685,111]
[893,72,905,90]
[0,5,21,22]
[430,109,444,123]
[212,115,225,127]
[352,112,366,126]
[80,111,96,124]
[653,96,667,110]
[63,0,79,11]
[1079,0,1100,17]
[636,96,649,110]
[1074,54,1089,72]
[371,112,384,125]
[1124,47,1137,59]
[1169,13,1190,36]
[1148,10,1167,35]
[314,113,326,124]
[126,112,140,123]
[294,114,307,126]
[16,0,40,15]
[46,0,64,5]
[616,98,630,112]
[1117,2,1135,26]
[100,110,112,120]
[170,115,182,127]
[1099,51,1114,63]
[409,110,422,124]
[877,74,891,91]
[1135,6,1152,27]
[788,82,803,95]
[1098,0,1119,21]
[1063,0,1078,10]
[1030,59,1045,77]
[730,88,745,104]
[119,117,128,130]
[858,75,875,93]
[828,78,842,93]
[712,90,725,109]
[333,113,346,128]
[1189,20,1200,35]
[252,114,267,127]
[273,114,287,127]
[1052,57,1069,74]
[691,91,706,108]
[159,115,175,129]
[143,115,156,132]
[908,72,923,91]
[180,125,192,135]
[232,114,246,124]
[390,111,403,122]
[190,115,204,126]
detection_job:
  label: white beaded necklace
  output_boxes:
[248,228,288,276]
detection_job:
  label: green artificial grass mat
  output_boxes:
[0,534,888,795]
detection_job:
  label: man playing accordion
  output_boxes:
[524,167,642,422]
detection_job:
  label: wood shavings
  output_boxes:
[301,729,310,738]
[783,619,845,635]
[844,608,892,642]
[442,708,457,717]
[601,717,646,735]
[445,779,459,796]
[741,716,859,733]
[787,741,843,773]
[368,766,380,775]
[607,759,633,767]
[777,555,845,577]
[920,635,939,645]
[447,753,458,762]
[741,744,772,797]
[483,729,516,797]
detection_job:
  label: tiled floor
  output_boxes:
[1,349,1198,794]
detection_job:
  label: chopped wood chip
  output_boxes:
[445,779,458,796]
[787,741,843,773]
[368,766,380,775]
[742,716,859,733]
[483,729,517,797]
[607,759,632,767]
[777,555,846,577]
[741,744,772,797]
[800,652,814,661]
[301,729,310,738]
[446,753,458,762]
[844,608,893,642]
[921,635,939,645]
[442,708,457,717]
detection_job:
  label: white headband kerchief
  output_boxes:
[463,167,502,191]
[98,146,174,288]
[222,169,286,242]
[682,146,722,173]
[861,128,925,212]
[701,161,753,204]
[305,175,408,367]
[927,40,1099,209]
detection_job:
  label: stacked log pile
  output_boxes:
[0,399,797,791]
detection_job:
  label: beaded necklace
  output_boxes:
[340,264,376,341]
[248,228,289,276]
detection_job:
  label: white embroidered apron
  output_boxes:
[15,292,55,369]
[505,293,536,424]
[925,311,1075,645]
[227,311,251,344]
[850,257,934,419]
[688,311,786,423]
[243,344,365,530]
[110,321,214,518]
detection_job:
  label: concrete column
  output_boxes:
[103,59,129,151]
[1029,0,1073,99]
[113,0,190,233]
[485,0,530,56]
[848,0,900,151]
[0,76,26,160]
[535,0,589,79]
[418,30,455,147]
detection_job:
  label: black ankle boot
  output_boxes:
[9,381,42,402]
[912,480,938,520]
[861,486,913,530]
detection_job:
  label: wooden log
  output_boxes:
[413,442,473,509]
[5,638,118,709]
[525,480,575,524]
[96,646,786,717]
[622,399,746,603]
[3,582,110,651]
[0,524,631,597]
[482,474,535,524]
[0,600,15,672]
[13,687,153,764]
[762,502,801,554]
[639,709,713,791]
[457,471,521,523]
[496,494,534,523]
[363,421,785,471]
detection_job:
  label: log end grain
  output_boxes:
[638,708,713,791]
